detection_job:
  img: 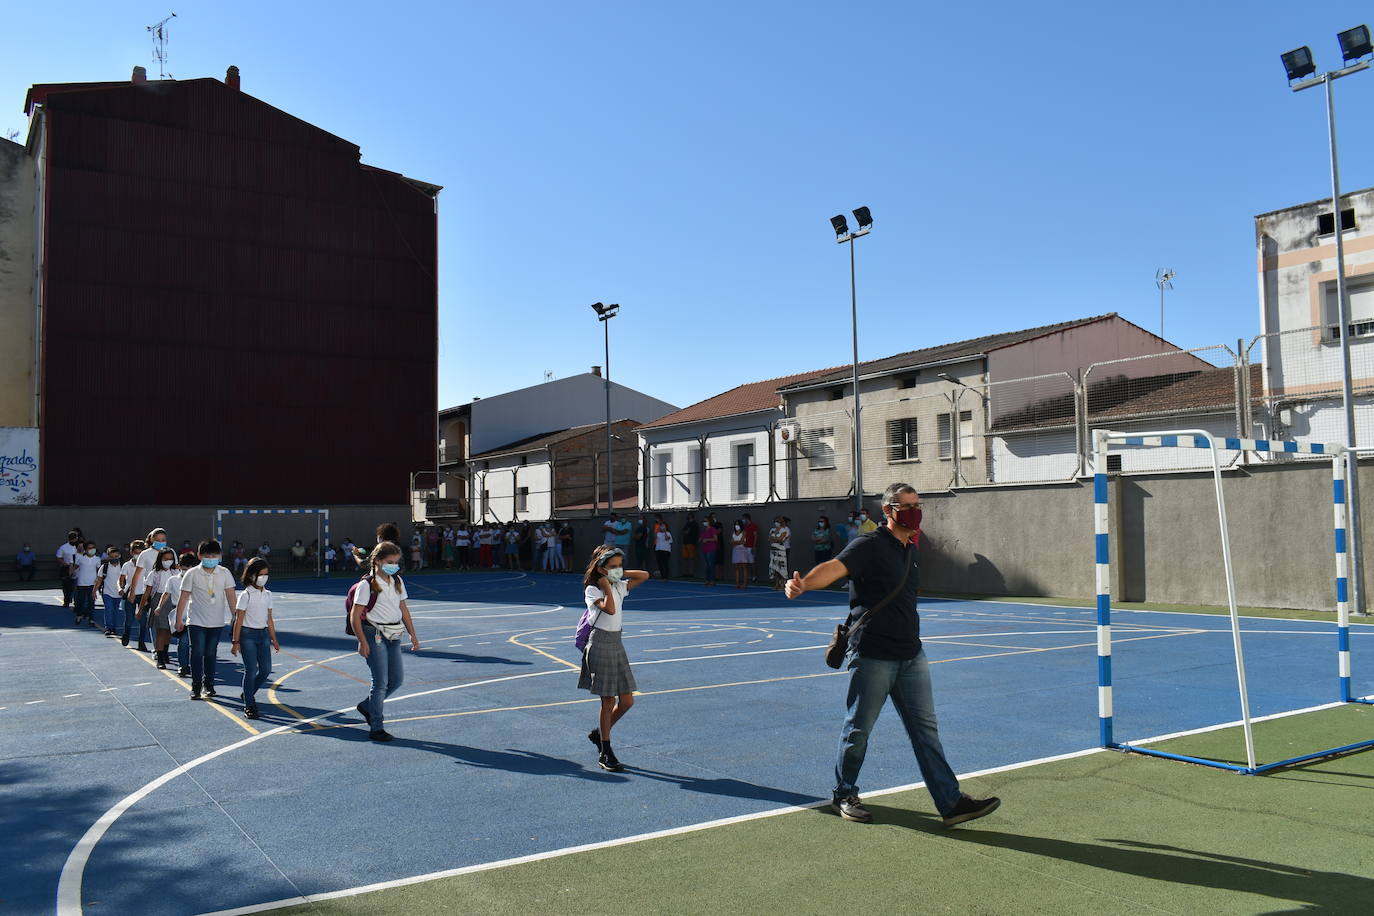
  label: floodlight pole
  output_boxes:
[1293,59,1370,615]
[838,227,870,511]
[602,313,613,516]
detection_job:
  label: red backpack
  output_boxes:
[344,574,402,635]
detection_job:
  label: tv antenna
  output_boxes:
[543,370,555,382]
[147,12,177,80]
[1155,268,1176,340]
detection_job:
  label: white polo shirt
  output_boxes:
[584,580,628,633]
[179,565,236,627]
[236,587,273,629]
[73,554,102,587]
[357,574,407,625]
[133,547,160,596]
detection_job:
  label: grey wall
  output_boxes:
[1,504,408,576]
[469,373,678,456]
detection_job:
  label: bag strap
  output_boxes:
[844,544,914,632]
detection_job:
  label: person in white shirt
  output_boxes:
[118,539,144,647]
[324,544,337,575]
[56,530,80,608]
[653,524,674,580]
[231,558,279,719]
[174,540,238,700]
[143,548,179,669]
[351,541,420,742]
[505,525,521,571]
[128,528,170,653]
[578,545,650,772]
[454,525,471,569]
[72,541,103,626]
[154,552,197,677]
[94,545,127,637]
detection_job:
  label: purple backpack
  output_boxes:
[574,605,603,652]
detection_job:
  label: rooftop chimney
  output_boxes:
[591,366,602,377]
[226,65,240,91]
[131,66,147,85]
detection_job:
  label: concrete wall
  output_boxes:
[0,504,408,577]
[0,138,35,428]
[639,412,785,508]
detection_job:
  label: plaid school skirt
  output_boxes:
[578,627,637,696]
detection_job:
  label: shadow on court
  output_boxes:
[624,766,820,806]
[857,802,1374,913]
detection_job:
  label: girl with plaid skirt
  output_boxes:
[580,545,649,772]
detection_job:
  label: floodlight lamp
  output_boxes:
[1338,25,1372,63]
[830,214,849,237]
[852,206,872,230]
[590,301,606,315]
[1281,46,1316,81]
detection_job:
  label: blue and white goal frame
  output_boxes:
[1092,428,1374,775]
[214,508,331,577]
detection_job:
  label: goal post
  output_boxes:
[213,508,331,577]
[1091,427,1373,775]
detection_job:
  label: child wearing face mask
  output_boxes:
[144,548,179,668]
[231,558,280,719]
[579,545,650,772]
[156,552,198,677]
[352,542,420,742]
[174,540,238,700]
[94,546,126,637]
[72,542,103,627]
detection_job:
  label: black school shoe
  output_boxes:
[588,728,601,748]
[190,689,203,700]
[598,746,625,772]
[357,701,372,725]
[204,687,218,698]
[244,706,260,720]
[369,729,394,742]
[831,796,873,823]
[941,794,1001,828]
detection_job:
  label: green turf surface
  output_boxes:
[276,704,1374,915]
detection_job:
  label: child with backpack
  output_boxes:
[349,541,420,742]
[94,545,127,636]
[231,557,279,719]
[578,545,650,772]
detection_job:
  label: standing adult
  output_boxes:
[174,540,238,701]
[351,542,421,742]
[654,522,673,580]
[707,513,725,582]
[16,543,36,582]
[784,484,1000,828]
[730,520,750,590]
[680,514,699,578]
[857,509,878,536]
[558,521,574,573]
[699,518,719,586]
[741,513,760,583]
[55,530,80,608]
[632,517,651,572]
[813,515,835,568]
[768,517,791,590]
[610,514,632,552]
[290,540,306,571]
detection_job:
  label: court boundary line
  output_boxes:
[194,699,1354,916]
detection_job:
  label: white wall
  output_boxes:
[639,413,781,508]
[471,455,553,522]
[469,374,677,455]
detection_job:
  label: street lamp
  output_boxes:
[1282,26,1372,614]
[590,302,620,515]
[831,206,873,511]
[1155,268,1176,340]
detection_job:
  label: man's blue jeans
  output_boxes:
[362,626,404,730]
[188,625,223,692]
[834,650,962,815]
[238,627,272,707]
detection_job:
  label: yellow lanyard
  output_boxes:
[201,566,217,599]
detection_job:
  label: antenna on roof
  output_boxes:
[147,12,177,80]
[544,370,555,382]
[1155,267,1176,340]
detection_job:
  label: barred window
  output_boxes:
[801,426,836,470]
[886,417,918,461]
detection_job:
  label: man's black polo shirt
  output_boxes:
[834,526,920,660]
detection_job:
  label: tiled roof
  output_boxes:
[992,364,1258,432]
[470,420,638,459]
[776,314,1118,391]
[637,366,848,431]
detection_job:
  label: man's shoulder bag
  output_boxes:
[824,552,913,669]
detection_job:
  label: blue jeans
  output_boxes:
[102,594,122,630]
[176,628,189,670]
[188,625,224,692]
[73,587,95,620]
[362,625,404,730]
[834,650,962,815]
[123,597,149,645]
[239,627,272,707]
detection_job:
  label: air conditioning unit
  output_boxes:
[776,421,801,447]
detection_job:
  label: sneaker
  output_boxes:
[244,706,260,720]
[104,630,116,638]
[156,661,167,670]
[177,667,190,678]
[588,728,601,748]
[942,794,1001,828]
[598,747,625,772]
[831,796,873,823]
[190,690,202,701]
[369,729,394,742]
[356,701,372,725]
[205,688,218,698]
[120,635,129,646]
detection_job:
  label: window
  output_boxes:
[937,413,952,459]
[481,489,490,518]
[1318,208,1356,236]
[1325,281,1374,340]
[516,486,529,512]
[735,442,755,498]
[898,376,916,390]
[520,455,528,466]
[653,452,672,505]
[801,426,836,470]
[686,445,703,502]
[830,387,845,401]
[887,417,918,461]
[1106,454,1122,473]
[959,410,976,459]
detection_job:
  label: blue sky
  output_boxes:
[5,1,1374,412]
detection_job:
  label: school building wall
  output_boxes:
[0,138,35,429]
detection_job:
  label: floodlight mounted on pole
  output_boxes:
[591,302,620,515]
[831,207,872,511]
[1155,268,1176,340]
[1283,25,1372,614]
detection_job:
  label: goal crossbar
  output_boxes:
[1092,428,1373,775]
[213,508,331,577]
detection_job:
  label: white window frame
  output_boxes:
[958,409,975,460]
[653,451,672,506]
[686,444,703,502]
[734,440,756,500]
[887,416,918,463]
[937,413,952,460]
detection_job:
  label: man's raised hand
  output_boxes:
[784,571,805,600]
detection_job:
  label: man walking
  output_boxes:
[785,483,999,828]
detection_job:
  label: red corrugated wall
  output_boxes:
[39,79,438,506]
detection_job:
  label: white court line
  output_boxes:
[25,700,44,705]
[195,698,1359,916]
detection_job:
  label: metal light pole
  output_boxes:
[591,302,620,515]
[1156,268,1175,340]
[1284,27,1372,614]
[831,207,873,511]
